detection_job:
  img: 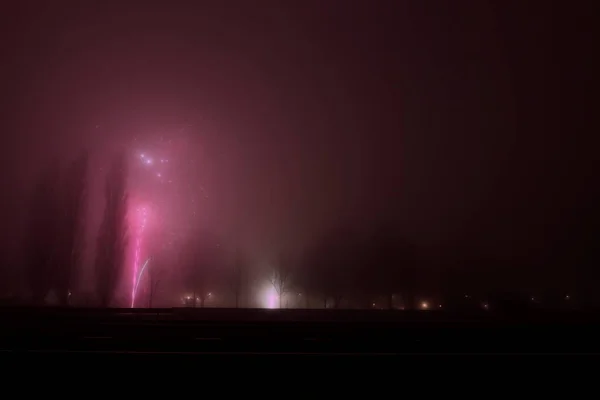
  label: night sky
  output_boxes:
[1,1,595,282]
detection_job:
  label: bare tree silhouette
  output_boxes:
[320,231,355,309]
[56,151,89,306]
[184,232,219,308]
[95,152,128,307]
[189,261,211,308]
[294,253,315,308]
[369,231,417,309]
[268,256,293,309]
[305,236,345,309]
[146,260,163,308]
[229,249,246,308]
[26,161,61,305]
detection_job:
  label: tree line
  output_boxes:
[24,150,128,306]
[4,149,595,309]
[175,225,580,310]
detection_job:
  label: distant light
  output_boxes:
[420,301,429,310]
[565,295,570,300]
[208,292,212,296]
[260,286,278,309]
[298,293,302,296]
[531,296,535,301]
[372,303,376,307]
[267,293,277,309]
[438,304,442,308]
[157,173,162,177]
[482,303,489,310]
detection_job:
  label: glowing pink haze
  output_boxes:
[133,257,151,304]
[131,205,148,308]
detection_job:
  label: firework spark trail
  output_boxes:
[131,206,148,308]
[131,135,207,306]
[131,234,141,307]
[133,257,151,304]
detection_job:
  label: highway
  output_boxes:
[2,308,600,355]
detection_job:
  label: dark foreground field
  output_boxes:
[2,307,600,356]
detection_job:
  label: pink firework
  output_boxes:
[131,205,148,308]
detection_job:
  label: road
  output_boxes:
[2,307,600,355]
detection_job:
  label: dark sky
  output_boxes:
[1,1,595,266]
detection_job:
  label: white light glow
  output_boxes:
[260,286,279,309]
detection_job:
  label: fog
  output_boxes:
[0,2,595,308]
